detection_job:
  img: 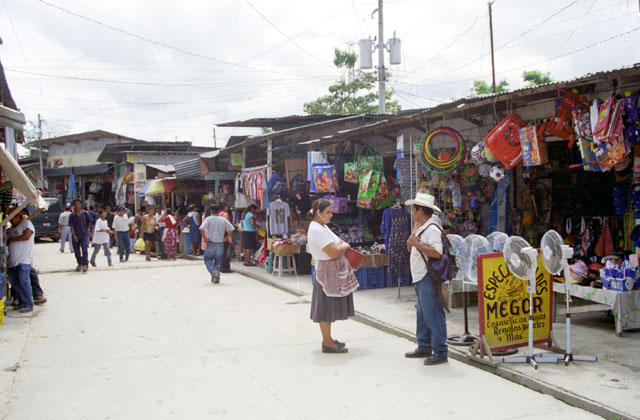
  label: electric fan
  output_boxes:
[486,231,508,252]
[445,234,476,346]
[502,236,557,369]
[446,235,491,346]
[541,230,597,365]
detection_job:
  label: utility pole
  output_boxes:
[488,1,497,94]
[377,0,386,114]
[37,114,44,190]
[213,127,217,149]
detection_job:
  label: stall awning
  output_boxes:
[44,167,73,177]
[0,145,48,212]
[173,158,203,179]
[137,178,179,196]
[145,163,175,173]
[74,163,111,176]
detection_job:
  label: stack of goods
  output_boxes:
[599,257,640,291]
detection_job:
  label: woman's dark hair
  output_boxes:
[309,198,332,220]
[97,209,106,216]
[243,204,257,216]
[188,204,196,211]
[413,204,433,216]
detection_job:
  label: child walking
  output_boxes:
[90,209,113,267]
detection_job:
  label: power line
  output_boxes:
[3,0,33,71]
[352,0,366,38]
[545,0,598,71]
[244,0,333,68]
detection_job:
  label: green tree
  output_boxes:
[522,70,554,87]
[471,79,509,96]
[303,48,401,115]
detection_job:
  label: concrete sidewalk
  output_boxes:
[1,254,601,419]
[232,263,640,420]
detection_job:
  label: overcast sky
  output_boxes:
[1,0,639,148]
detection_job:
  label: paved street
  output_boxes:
[0,245,602,420]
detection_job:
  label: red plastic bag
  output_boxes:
[484,114,526,168]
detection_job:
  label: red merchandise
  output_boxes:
[484,114,526,168]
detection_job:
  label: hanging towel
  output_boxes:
[595,218,614,256]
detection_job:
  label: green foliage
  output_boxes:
[303,48,401,115]
[522,70,554,86]
[471,79,509,96]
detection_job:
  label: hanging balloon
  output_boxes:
[417,127,466,174]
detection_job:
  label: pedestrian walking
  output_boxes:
[183,204,201,256]
[219,203,233,273]
[6,208,36,313]
[155,208,167,259]
[307,198,358,354]
[69,199,92,272]
[90,209,113,267]
[58,204,74,253]
[105,205,115,248]
[141,206,158,261]
[159,209,179,260]
[200,203,235,284]
[403,192,448,366]
[241,204,259,266]
[113,206,131,262]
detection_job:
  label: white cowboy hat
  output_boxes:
[405,192,441,213]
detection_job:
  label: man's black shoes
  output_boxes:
[423,355,448,365]
[405,348,432,358]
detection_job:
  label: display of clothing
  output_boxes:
[396,157,417,204]
[268,200,291,235]
[381,206,411,274]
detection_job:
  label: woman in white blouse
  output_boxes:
[307,198,359,354]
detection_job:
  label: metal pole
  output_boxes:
[37,114,45,190]
[488,1,496,94]
[378,0,386,114]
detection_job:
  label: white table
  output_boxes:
[553,282,640,336]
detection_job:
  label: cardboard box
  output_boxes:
[272,244,300,255]
[360,254,388,268]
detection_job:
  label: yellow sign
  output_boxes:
[477,253,553,351]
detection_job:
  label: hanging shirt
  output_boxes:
[268,201,291,235]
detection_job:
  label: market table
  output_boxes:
[553,282,640,336]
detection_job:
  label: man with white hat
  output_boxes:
[403,192,448,365]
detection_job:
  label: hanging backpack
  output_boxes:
[290,174,307,196]
[268,171,287,198]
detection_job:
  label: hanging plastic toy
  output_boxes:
[417,127,466,174]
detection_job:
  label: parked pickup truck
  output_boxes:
[29,197,64,241]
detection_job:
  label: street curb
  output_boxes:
[235,266,635,420]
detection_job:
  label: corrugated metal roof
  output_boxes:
[173,158,202,179]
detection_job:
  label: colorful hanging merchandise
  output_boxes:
[595,218,614,257]
[310,164,339,193]
[381,206,411,276]
[344,157,359,184]
[417,127,466,173]
[484,114,526,169]
[357,147,384,182]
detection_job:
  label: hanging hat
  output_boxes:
[405,192,442,213]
